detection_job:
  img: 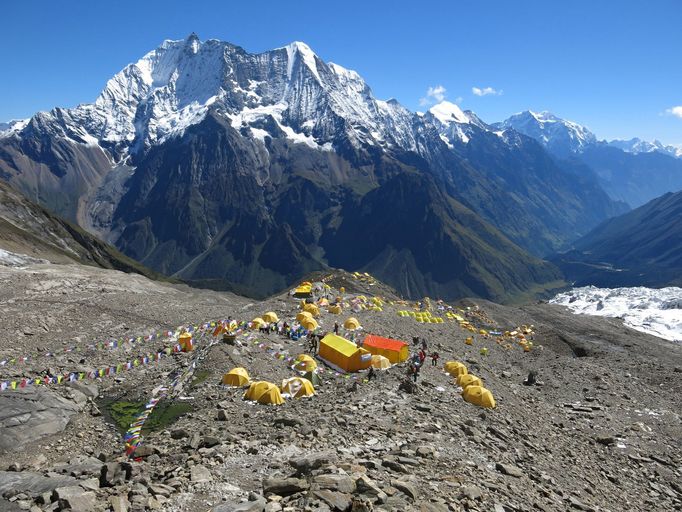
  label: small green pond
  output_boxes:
[100,399,193,434]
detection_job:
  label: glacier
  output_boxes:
[550,286,682,343]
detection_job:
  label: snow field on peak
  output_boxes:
[429,101,470,125]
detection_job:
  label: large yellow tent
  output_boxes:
[343,317,361,330]
[244,381,284,405]
[362,335,409,364]
[370,354,391,369]
[462,385,496,409]
[318,333,372,373]
[444,361,468,377]
[302,303,320,317]
[301,318,319,331]
[281,377,316,398]
[296,311,313,323]
[222,367,250,387]
[294,354,318,372]
[263,312,279,323]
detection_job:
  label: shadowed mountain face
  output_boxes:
[108,112,560,299]
[0,35,633,300]
[0,179,170,281]
[551,190,682,288]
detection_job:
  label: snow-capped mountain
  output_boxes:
[495,110,597,157]
[0,119,29,136]
[421,101,489,146]
[608,138,682,159]
[2,33,419,161]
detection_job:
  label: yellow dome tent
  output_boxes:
[462,385,496,408]
[294,354,318,372]
[444,361,468,377]
[302,303,320,317]
[328,305,342,314]
[250,318,266,330]
[343,317,361,330]
[244,381,284,405]
[257,385,285,405]
[244,381,272,401]
[178,332,193,352]
[301,318,319,331]
[281,377,316,398]
[296,311,313,323]
[318,333,372,373]
[222,367,250,387]
[263,312,279,323]
[370,354,391,369]
[457,374,482,389]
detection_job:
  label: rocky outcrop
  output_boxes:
[0,388,85,452]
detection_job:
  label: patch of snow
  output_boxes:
[285,41,320,82]
[550,286,682,343]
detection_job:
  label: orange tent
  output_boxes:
[362,335,409,364]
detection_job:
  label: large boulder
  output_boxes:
[0,388,84,452]
[0,471,78,497]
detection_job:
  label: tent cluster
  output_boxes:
[444,361,496,409]
[396,310,445,323]
[221,366,317,405]
[351,271,377,285]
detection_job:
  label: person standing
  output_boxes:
[430,351,440,366]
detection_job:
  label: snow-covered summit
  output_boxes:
[428,101,470,125]
[497,110,597,156]
[0,119,29,137]
[608,137,682,159]
[7,35,424,158]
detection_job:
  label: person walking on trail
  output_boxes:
[411,363,420,383]
[418,349,426,367]
[367,366,375,381]
[430,351,440,366]
[334,322,339,335]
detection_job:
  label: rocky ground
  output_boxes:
[0,260,680,512]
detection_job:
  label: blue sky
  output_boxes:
[1,0,680,145]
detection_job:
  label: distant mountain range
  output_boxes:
[0,34,657,300]
[551,190,682,288]
[496,111,682,207]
